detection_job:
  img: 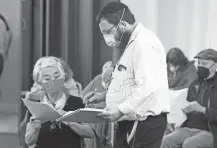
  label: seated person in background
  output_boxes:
[82,61,114,148]
[59,58,82,97]
[82,61,113,108]
[24,56,94,148]
[161,49,217,148]
[0,14,12,97]
[167,47,198,90]
[165,48,198,135]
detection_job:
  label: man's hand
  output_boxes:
[97,106,124,122]
[183,101,206,114]
[83,91,106,104]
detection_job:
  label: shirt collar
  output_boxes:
[126,22,144,47]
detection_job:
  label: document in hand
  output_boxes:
[22,98,105,123]
[22,98,61,122]
[167,88,189,127]
[56,108,105,123]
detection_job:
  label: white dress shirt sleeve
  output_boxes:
[118,39,165,119]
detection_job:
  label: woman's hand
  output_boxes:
[57,109,67,116]
[25,118,42,146]
[62,121,75,127]
[30,118,42,130]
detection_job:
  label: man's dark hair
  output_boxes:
[96,2,135,25]
[166,47,189,67]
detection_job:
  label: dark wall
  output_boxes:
[21,0,119,90]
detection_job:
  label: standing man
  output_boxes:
[84,2,170,148]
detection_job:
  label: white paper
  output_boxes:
[167,88,189,127]
[56,108,105,123]
[22,98,61,122]
[22,98,106,123]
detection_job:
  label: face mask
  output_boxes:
[197,66,209,79]
[42,78,65,93]
[197,63,216,79]
[103,34,117,47]
[103,8,126,48]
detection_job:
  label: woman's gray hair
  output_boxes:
[32,56,65,83]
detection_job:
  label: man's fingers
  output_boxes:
[97,111,109,117]
[97,113,111,121]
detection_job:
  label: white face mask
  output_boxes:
[103,34,117,47]
[102,8,126,48]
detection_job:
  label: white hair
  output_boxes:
[33,56,65,83]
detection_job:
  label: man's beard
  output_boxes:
[112,31,131,66]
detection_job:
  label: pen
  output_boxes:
[85,88,98,108]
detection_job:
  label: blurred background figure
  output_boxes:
[0,13,12,97]
[167,47,198,90]
[59,58,82,97]
[165,47,198,135]
[82,61,114,148]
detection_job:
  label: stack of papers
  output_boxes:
[22,99,105,123]
[167,88,189,127]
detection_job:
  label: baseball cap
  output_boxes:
[194,49,217,62]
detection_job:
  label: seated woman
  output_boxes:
[24,56,94,148]
[82,61,114,148]
[167,47,198,90]
[19,58,83,148]
[165,48,198,135]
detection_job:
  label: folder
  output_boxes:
[22,98,105,123]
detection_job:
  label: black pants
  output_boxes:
[114,113,167,148]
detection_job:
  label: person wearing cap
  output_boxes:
[161,48,217,148]
[84,2,170,148]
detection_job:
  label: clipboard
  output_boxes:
[56,108,105,123]
[22,98,106,123]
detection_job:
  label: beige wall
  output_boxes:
[121,0,217,60]
[0,0,21,104]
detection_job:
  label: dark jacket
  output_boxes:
[182,73,217,148]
